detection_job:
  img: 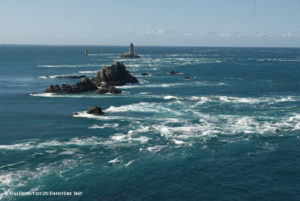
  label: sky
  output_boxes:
[0,0,300,47]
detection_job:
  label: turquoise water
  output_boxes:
[0,45,299,201]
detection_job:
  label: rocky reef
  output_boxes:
[43,61,137,94]
[43,77,97,93]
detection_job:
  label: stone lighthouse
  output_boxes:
[120,42,140,58]
[129,42,134,56]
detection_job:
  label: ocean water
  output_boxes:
[0,45,299,201]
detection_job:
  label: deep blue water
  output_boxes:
[0,45,299,201]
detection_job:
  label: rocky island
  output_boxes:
[43,61,138,94]
[120,43,140,58]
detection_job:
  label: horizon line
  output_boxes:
[0,43,299,49]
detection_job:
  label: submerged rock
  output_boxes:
[43,77,97,93]
[185,76,191,80]
[141,73,150,76]
[91,61,138,86]
[169,70,180,75]
[87,106,104,115]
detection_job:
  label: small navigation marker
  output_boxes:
[85,48,88,56]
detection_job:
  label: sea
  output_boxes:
[0,45,299,201]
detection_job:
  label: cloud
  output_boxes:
[217,33,245,39]
[256,32,268,39]
[143,29,167,36]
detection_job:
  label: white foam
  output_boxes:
[78,70,98,74]
[73,112,112,120]
[30,93,55,97]
[139,92,151,95]
[164,96,180,100]
[125,160,135,167]
[172,139,186,145]
[88,123,119,129]
[189,95,298,105]
[146,145,166,152]
[108,158,120,164]
[110,133,150,144]
[105,102,182,116]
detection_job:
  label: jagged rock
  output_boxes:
[91,61,138,86]
[87,106,104,115]
[169,70,180,75]
[141,73,150,76]
[43,77,97,93]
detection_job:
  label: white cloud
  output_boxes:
[217,33,244,39]
[143,29,167,36]
[256,32,268,39]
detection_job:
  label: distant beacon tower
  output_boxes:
[129,42,134,56]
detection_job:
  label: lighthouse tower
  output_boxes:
[129,42,134,56]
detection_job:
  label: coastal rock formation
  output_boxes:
[91,61,138,86]
[141,73,150,76]
[43,61,136,94]
[43,77,97,93]
[120,43,140,58]
[87,106,104,115]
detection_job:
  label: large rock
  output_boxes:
[43,77,97,93]
[91,61,138,86]
[87,106,104,115]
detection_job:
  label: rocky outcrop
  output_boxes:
[43,77,97,93]
[87,106,104,115]
[91,61,138,86]
[185,76,191,80]
[141,73,150,76]
[169,70,181,75]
